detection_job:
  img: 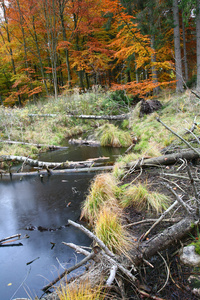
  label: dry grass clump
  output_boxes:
[81,173,118,224]
[58,280,106,300]
[96,123,133,147]
[94,205,132,255]
[120,183,170,214]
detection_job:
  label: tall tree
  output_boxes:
[172,0,184,92]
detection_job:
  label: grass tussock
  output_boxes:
[95,123,133,147]
[81,173,118,224]
[120,183,170,214]
[58,280,106,300]
[95,205,132,255]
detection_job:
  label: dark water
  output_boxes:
[0,145,125,299]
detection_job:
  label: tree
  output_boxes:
[172,0,184,92]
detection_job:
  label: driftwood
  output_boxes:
[0,140,68,150]
[0,155,110,169]
[28,113,129,120]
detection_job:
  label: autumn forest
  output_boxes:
[0,0,199,106]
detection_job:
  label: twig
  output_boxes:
[62,242,91,256]
[140,200,178,241]
[102,252,136,282]
[42,252,95,292]
[184,128,200,144]
[162,183,193,215]
[106,265,118,286]
[157,252,170,293]
[161,172,200,182]
[160,176,186,193]
[156,118,200,156]
[186,166,200,215]
[123,217,181,228]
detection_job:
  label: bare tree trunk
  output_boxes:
[182,11,189,83]
[196,0,200,91]
[58,0,72,88]
[172,0,184,93]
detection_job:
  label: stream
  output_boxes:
[0,144,125,299]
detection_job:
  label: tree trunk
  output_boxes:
[58,0,72,88]
[182,11,189,83]
[172,0,184,93]
[196,0,200,91]
[1,0,22,106]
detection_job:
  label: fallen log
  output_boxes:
[0,140,68,150]
[68,139,100,146]
[41,216,198,300]
[0,166,114,178]
[126,149,200,170]
[0,155,110,169]
[28,113,129,120]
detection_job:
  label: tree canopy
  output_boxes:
[0,0,198,105]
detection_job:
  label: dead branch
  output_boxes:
[42,252,96,292]
[62,242,91,256]
[156,118,200,156]
[141,200,179,241]
[123,218,181,228]
[0,155,109,170]
[0,140,68,150]
[28,113,129,120]
[68,220,115,258]
[163,183,194,215]
[106,265,118,286]
[0,234,21,243]
[0,166,114,178]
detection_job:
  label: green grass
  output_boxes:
[81,173,119,224]
[120,183,170,214]
[95,205,132,255]
[95,123,133,147]
[58,280,106,300]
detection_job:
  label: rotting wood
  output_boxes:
[0,155,110,169]
[0,140,68,150]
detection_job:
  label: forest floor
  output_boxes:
[120,161,200,300]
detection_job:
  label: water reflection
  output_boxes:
[0,174,93,299]
[0,145,125,299]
